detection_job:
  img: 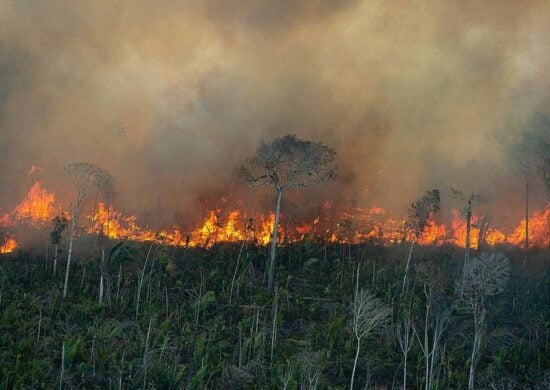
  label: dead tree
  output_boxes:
[538,142,550,199]
[50,215,68,276]
[239,134,337,294]
[458,252,510,390]
[350,289,391,389]
[401,189,441,294]
[450,188,486,279]
[476,214,493,252]
[496,114,550,253]
[63,162,114,299]
[413,283,450,390]
[297,350,323,390]
[396,304,414,390]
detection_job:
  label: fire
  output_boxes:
[0,181,57,226]
[258,214,276,246]
[88,202,187,246]
[508,207,550,248]
[416,216,447,245]
[450,209,480,249]
[0,237,18,254]
[189,209,246,247]
[1,178,549,251]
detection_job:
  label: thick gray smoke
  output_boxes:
[0,0,549,227]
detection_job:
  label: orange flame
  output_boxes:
[508,207,550,248]
[0,181,57,226]
[0,237,18,254]
[1,180,549,251]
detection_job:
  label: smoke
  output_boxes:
[0,0,549,227]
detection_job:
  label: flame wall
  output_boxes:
[1,180,548,253]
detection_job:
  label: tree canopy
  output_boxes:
[239,134,337,191]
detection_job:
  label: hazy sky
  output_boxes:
[1,0,549,225]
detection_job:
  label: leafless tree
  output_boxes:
[396,305,414,390]
[542,154,550,197]
[458,252,510,390]
[50,215,68,277]
[63,162,114,299]
[496,114,550,253]
[450,188,486,279]
[350,289,391,389]
[297,350,323,390]
[476,213,494,252]
[402,189,441,294]
[239,134,337,293]
[412,283,450,390]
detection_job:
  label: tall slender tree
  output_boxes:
[450,188,486,277]
[401,189,441,294]
[459,252,510,390]
[63,162,114,299]
[50,215,68,276]
[239,135,337,293]
[496,114,550,253]
[350,289,391,389]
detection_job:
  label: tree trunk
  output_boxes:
[136,243,154,320]
[99,249,105,304]
[401,239,415,295]
[424,324,430,390]
[350,337,361,390]
[468,308,484,390]
[462,199,472,286]
[60,341,65,390]
[403,353,407,390]
[465,198,472,265]
[524,178,529,259]
[468,329,480,390]
[63,206,77,299]
[53,243,58,276]
[267,190,282,294]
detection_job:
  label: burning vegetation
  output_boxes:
[1,175,548,255]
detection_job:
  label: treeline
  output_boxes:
[0,240,548,389]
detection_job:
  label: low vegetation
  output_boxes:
[0,239,548,389]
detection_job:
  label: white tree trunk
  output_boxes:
[468,327,482,390]
[267,190,282,294]
[63,207,77,299]
[401,239,415,294]
[350,337,361,390]
[468,308,484,390]
[99,249,105,304]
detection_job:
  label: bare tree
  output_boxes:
[476,213,493,252]
[402,189,441,294]
[396,305,414,390]
[63,162,114,299]
[50,215,68,277]
[537,135,550,198]
[458,252,510,390]
[450,188,486,278]
[542,155,550,197]
[297,350,323,390]
[350,289,391,389]
[239,134,337,293]
[496,114,550,252]
[413,283,450,390]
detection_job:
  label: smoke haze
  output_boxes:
[1,0,549,226]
